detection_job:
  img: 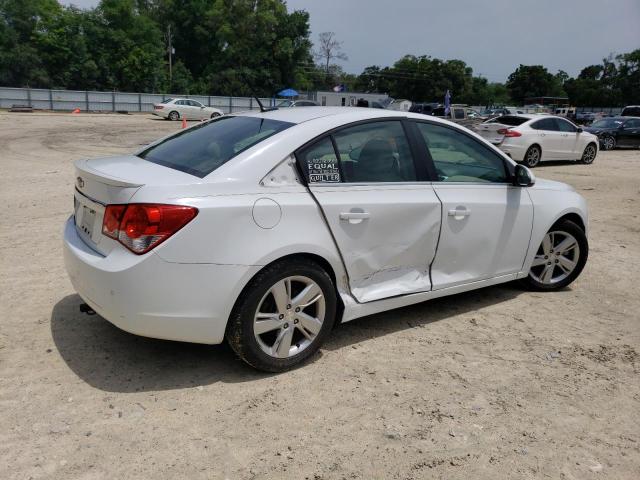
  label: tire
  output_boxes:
[226,259,337,372]
[210,112,221,119]
[602,135,615,150]
[522,219,588,291]
[581,143,597,164]
[523,145,541,168]
[168,110,180,121]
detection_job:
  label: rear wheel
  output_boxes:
[210,112,221,119]
[168,110,180,121]
[226,259,337,372]
[602,135,616,150]
[581,143,597,164]
[523,145,541,168]
[522,219,588,291]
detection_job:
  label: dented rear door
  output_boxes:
[309,184,442,303]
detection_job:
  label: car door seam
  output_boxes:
[430,184,445,291]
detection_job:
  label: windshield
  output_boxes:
[139,116,294,177]
[591,119,623,129]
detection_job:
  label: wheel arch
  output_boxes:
[227,251,347,335]
[553,212,586,232]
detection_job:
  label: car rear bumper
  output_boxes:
[152,110,167,118]
[497,142,527,161]
[63,216,259,345]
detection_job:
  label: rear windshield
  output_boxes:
[138,116,294,177]
[487,115,528,126]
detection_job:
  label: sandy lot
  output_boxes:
[0,112,639,480]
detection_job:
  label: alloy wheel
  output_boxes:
[602,136,615,150]
[525,146,540,167]
[253,276,326,359]
[582,144,596,164]
[529,231,580,285]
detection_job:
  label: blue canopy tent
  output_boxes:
[277,88,299,97]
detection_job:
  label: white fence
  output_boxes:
[0,86,275,114]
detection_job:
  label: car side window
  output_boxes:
[332,121,417,183]
[190,101,203,107]
[416,122,508,183]
[556,118,577,132]
[531,118,557,131]
[624,119,640,128]
[298,137,341,183]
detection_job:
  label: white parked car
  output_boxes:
[153,98,223,121]
[475,114,599,167]
[64,108,589,372]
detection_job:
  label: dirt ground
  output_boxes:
[0,112,639,480]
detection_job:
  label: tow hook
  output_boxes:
[79,303,96,315]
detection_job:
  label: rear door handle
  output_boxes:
[340,211,370,220]
[448,208,471,218]
[340,211,370,224]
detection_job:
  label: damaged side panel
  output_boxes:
[308,184,442,303]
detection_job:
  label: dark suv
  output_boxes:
[621,106,640,117]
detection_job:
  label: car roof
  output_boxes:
[236,106,437,125]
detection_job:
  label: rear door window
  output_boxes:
[531,118,558,131]
[139,116,293,178]
[333,121,417,183]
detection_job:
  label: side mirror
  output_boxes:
[514,164,535,187]
[576,127,583,133]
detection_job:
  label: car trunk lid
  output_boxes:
[475,115,529,144]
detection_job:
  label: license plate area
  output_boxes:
[74,191,104,246]
[79,206,96,237]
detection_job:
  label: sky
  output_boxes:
[60,0,640,82]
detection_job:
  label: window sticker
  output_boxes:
[307,157,340,183]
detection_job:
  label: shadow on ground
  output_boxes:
[52,284,528,393]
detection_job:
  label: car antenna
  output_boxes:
[254,96,278,113]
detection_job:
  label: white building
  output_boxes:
[310,91,389,107]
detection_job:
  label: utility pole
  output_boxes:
[166,25,174,89]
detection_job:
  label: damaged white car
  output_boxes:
[64,107,589,372]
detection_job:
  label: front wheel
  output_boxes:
[581,143,597,164]
[522,219,588,291]
[523,145,541,168]
[226,259,337,372]
[210,112,221,119]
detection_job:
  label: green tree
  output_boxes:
[505,64,564,103]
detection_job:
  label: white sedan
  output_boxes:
[475,114,599,167]
[64,108,589,371]
[152,98,223,121]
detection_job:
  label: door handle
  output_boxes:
[340,211,370,224]
[539,133,546,137]
[448,208,471,218]
[340,211,370,220]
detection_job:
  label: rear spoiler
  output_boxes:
[75,158,144,188]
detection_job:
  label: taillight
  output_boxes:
[102,204,198,254]
[154,105,164,110]
[497,128,522,137]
